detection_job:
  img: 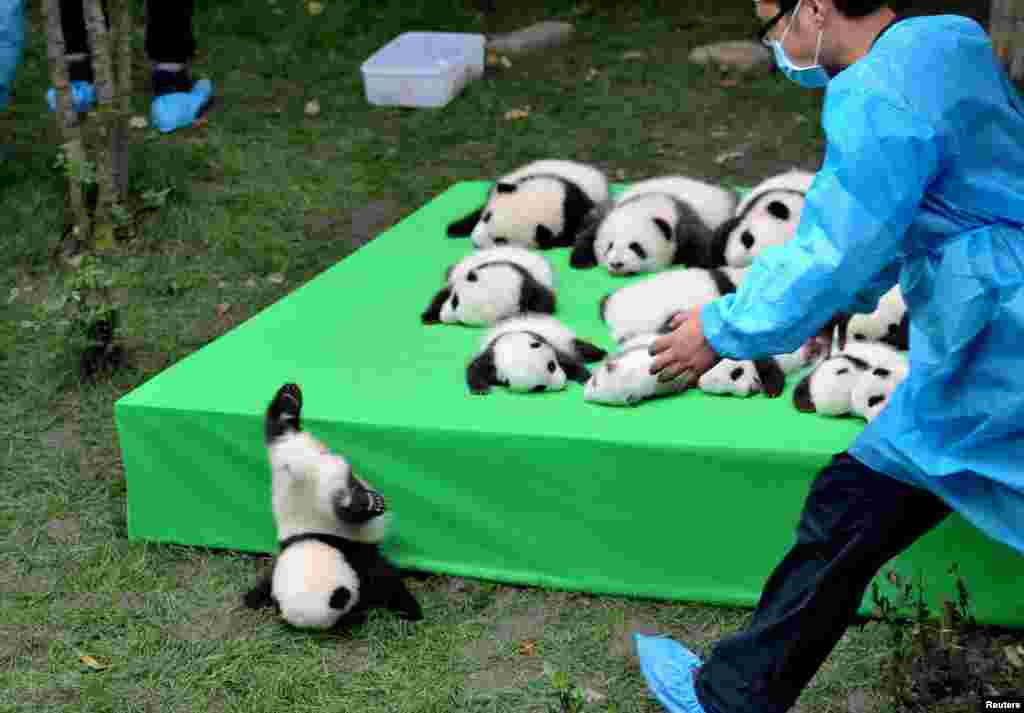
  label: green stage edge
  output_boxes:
[115,181,1024,627]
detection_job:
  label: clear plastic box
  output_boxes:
[361,32,485,108]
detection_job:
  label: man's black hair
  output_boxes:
[777,0,902,17]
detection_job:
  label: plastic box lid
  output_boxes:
[361,32,485,77]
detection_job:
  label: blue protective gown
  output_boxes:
[701,15,1024,555]
[0,0,24,109]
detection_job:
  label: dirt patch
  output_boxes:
[46,515,82,545]
[464,657,545,694]
[324,640,373,674]
[13,687,81,706]
[0,624,58,669]
[161,595,257,642]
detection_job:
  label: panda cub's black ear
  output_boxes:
[653,217,673,241]
[466,349,499,395]
[556,351,591,384]
[793,371,817,413]
[447,207,483,237]
[753,359,787,398]
[495,182,517,194]
[421,287,451,324]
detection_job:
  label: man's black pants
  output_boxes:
[695,452,952,713]
[60,0,196,72]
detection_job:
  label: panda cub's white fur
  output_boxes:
[709,169,815,268]
[841,286,909,350]
[600,266,747,344]
[446,159,610,250]
[466,314,606,394]
[583,333,691,406]
[793,341,909,419]
[570,176,738,275]
[243,384,422,630]
[421,247,556,326]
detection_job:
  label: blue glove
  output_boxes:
[151,78,213,133]
[46,81,98,113]
[0,0,25,111]
[634,633,708,713]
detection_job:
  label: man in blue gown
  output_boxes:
[637,1,1024,711]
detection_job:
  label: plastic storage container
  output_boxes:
[361,32,485,108]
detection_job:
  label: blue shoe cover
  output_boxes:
[151,78,212,133]
[634,633,707,713]
[46,80,96,113]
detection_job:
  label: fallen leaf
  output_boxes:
[500,56,512,68]
[504,108,530,120]
[714,150,744,165]
[129,115,148,129]
[622,51,646,61]
[244,277,257,289]
[216,302,231,317]
[267,273,285,285]
[586,68,599,81]
[306,1,323,15]
[80,655,108,671]
[304,99,321,117]
[518,639,538,656]
[1006,645,1024,669]
[486,50,500,67]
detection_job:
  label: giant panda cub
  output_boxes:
[831,286,909,351]
[708,169,815,268]
[421,246,556,326]
[599,265,748,344]
[569,176,738,274]
[446,159,610,250]
[793,341,909,420]
[243,383,423,630]
[465,313,607,395]
[583,332,692,406]
[583,319,804,406]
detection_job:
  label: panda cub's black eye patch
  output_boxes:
[873,367,891,377]
[628,242,647,259]
[467,270,478,282]
[767,201,791,221]
[868,395,885,407]
[451,293,459,309]
[730,367,745,381]
[530,341,541,349]
[836,367,849,375]
[547,361,557,373]
[493,237,509,245]
[482,211,492,222]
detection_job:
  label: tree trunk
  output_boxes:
[43,0,91,247]
[83,0,118,250]
[113,0,132,198]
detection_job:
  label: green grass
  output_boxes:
[0,0,961,711]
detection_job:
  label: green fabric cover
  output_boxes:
[115,181,1024,627]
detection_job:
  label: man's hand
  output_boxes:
[648,306,721,385]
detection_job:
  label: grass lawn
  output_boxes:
[1,1,1018,711]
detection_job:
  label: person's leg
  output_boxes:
[144,0,211,133]
[45,0,104,112]
[637,451,952,713]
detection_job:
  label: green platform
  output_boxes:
[116,181,1024,627]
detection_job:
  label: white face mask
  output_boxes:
[766,0,831,88]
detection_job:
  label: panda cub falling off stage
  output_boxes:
[243,383,423,630]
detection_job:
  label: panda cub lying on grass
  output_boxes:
[243,383,423,630]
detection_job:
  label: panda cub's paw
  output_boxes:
[265,383,303,442]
